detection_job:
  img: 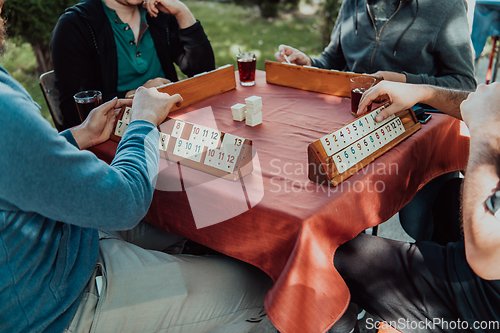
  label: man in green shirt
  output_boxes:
[51,0,215,130]
[102,0,168,97]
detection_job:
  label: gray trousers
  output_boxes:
[64,222,272,333]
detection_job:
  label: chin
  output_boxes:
[128,0,145,6]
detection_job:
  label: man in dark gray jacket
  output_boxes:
[275,0,476,90]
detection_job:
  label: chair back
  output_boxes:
[39,70,64,132]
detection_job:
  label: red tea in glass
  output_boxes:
[74,90,103,122]
[237,52,256,86]
[350,88,371,116]
[350,76,376,116]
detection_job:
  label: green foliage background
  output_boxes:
[231,0,300,18]
[4,0,79,73]
[4,0,76,45]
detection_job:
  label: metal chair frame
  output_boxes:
[486,36,500,84]
[39,70,65,132]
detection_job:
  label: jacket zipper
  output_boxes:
[367,0,403,72]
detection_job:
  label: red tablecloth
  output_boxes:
[90,70,470,333]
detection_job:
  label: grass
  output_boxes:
[186,1,323,70]
[0,0,323,127]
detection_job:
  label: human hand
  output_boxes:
[130,86,183,127]
[143,0,195,28]
[372,71,407,83]
[125,78,172,98]
[357,81,426,121]
[143,77,171,89]
[461,83,500,135]
[71,98,133,149]
[274,45,311,66]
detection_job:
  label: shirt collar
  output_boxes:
[101,0,147,25]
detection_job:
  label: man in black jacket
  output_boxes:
[51,0,215,131]
[329,82,500,333]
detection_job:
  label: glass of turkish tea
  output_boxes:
[350,76,376,116]
[74,90,103,122]
[237,52,257,86]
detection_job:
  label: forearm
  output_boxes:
[310,51,344,70]
[310,33,346,70]
[174,4,196,29]
[463,130,500,279]
[2,106,157,231]
[175,21,215,76]
[70,126,94,150]
[405,72,477,92]
[417,85,470,120]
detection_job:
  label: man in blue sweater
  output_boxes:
[0,2,271,331]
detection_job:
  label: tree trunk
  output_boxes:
[32,43,53,76]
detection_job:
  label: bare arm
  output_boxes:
[372,71,407,83]
[461,83,500,280]
[143,0,196,28]
[358,81,471,121]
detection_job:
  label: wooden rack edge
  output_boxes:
[265,61,382,98]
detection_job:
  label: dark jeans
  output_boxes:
[399,173,462,245]
[333,233,500,333]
